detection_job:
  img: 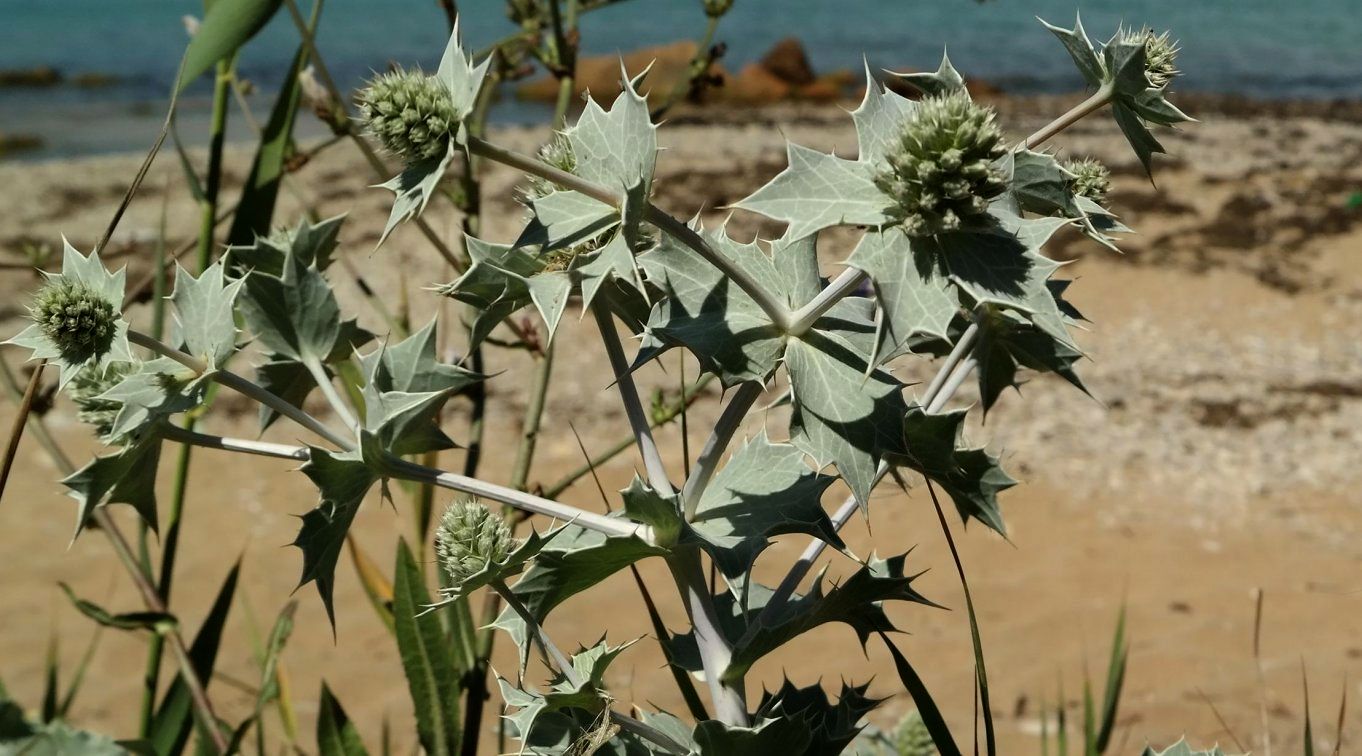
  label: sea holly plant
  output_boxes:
[0,10,1195,756]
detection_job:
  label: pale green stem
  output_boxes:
[302,357,360,431]
[681,380,762,521]
[155,424,646,541]
[1023,82,1114,150]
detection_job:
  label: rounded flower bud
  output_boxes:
[892,710,936,756]
[357,70,458,163]
[703,0,734,17]
[436,498,515,586]
[69,362,131,439]
[1065,157,1112,204]
[522,134,578,202]
[1126,28,1180,89]
[32,279,118,363]
[878,92,1007,238]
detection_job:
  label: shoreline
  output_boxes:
[6,88,1362,164]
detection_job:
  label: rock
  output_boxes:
[0,66,62,87]
[758,37,816,86]
[0,132,44,157]
[795,70,855,102]
[720,63,791,105]
[72,72,119,89]
[515,41,723,104]
[879,71,1004,100]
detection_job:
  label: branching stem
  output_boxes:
[681,380,762,520]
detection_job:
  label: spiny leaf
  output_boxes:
[898,406,1016,534]
[721,554,933,682]
[169,261,242,369]
[785,314,909,508]
[62,429,165,537]
[846,228,958,366]
[683,432,841,577]
[734,142,890,240]
[888,51,967,97]
[294,449,378,628]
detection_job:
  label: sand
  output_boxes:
[2,95,1361,753]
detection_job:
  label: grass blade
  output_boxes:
[177,0,283,93]
[0,360,45,506]
[879,631,963,756]
[225,0,317,246]
[393,539,460,756]
[1332,677,1346,756]
[1094,605,1128,753]
[1303,663,1315,756]
[150,561,240,756]
[925,478,996,756]
[318,681,370,756]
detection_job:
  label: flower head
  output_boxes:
[357,69,459,163]
[69,361,132,439]
[1125,28,1180,88]
[522,134,578,202]
[877,92,1008,237]
[436,498,515,586]
[32,279,118,365]
[1065,157,1112,204]
[891,710,936,756]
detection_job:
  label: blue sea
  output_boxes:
[1,0,1359,158]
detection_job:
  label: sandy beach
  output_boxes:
[2,94,1362,753]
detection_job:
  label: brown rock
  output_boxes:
[758,37,816,86]
[0,66,61,88]
[72,72,118,89]
[795,70,855,102]
[515,41,723,104]
[720,63,792,105]
[0,132,44,157]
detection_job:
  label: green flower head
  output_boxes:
[436,498,516,586]
[32,279,117,363]
[5,241,130,388]
[522,133,578,202]
[877,91,1008,237]
[1065,157,1112,204]
[68,362,133,440]
[358,69,459,163]
[891,710,936,756]
[1125,27,1180,88]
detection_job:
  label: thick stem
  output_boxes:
[787,268,867,337]
[590,306,747,724]
[1023,83,1114,150]
[467,136,791,330]
[681,380,762,520]
[667,553,748,725]
[591,306,674,495]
